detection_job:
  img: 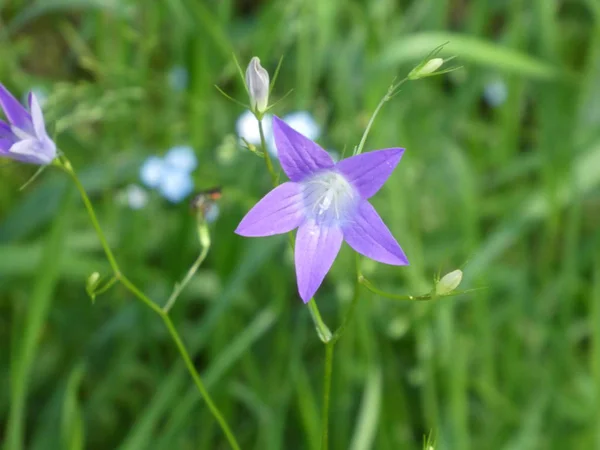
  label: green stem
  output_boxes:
[359,275,433,301]
[161,315,241,450]
[163,223,211,313]
[354,77,408,156]
[60,158,241,450]
[258,116,278,184]
[320,343,334,450]
[332,255,362,343]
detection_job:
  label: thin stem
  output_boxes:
[320,343,334,450]
[60,158,241,450]
[162,315,241,450]
[332,255,362,343]
[258,116,278,184]
[163,224,211,313]
[359,275,432,301]
[353,77,408,156]
[62,158,120,274]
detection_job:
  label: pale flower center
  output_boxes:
[302,170,356,225]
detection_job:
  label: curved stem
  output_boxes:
[161,315,241,449]
[354,77,408,156]
[359,275,433,301]
[163,223,211,313]
[60,158,241,450]
[320,343,334,450]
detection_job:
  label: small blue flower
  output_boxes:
[168,65,189,92]
[124,184,149,210]
[483,78,508,107]
[158,167,194,203]
[140,156,164,188]
[164,145,197,172]
[139,146,197,203]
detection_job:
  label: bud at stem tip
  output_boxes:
[245,57,270,114]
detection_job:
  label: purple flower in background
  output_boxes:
[236,116,408,303]
[0,83,56,165]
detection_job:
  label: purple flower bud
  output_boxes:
[245,57,270,114]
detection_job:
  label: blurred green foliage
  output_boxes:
[1,0,600,449]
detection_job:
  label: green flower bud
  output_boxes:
[86,272,100,291]
[246,57,270,114]
[409,57,444,80]
[435,269,463,296]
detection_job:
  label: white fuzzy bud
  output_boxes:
[435,269,463,296]
[245,57,270,113]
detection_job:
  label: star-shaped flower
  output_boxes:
[235,116,408,303]
[0,83,56,165]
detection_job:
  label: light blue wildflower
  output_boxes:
[483,78,508,107]
[140,156,164,188]
[158,167,194,203]
[165,145,197,172]
[139,146,198,203]
[168,65,189,92]
[125,184,149,210]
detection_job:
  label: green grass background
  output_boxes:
[1,0,600,449]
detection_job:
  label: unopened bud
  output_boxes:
[245,57,270,113]
[86,272,100,291]
[435,269,463,296]
[409,58,444,80]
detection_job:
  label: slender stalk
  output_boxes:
[332,255,362,343]
[320,343,334,450]
[161,315,241,449]
[354,78,408,156]
[60,158,241,450]
[163,223,211,313]
[359,276,433,301]
[257,115,278,184]
[62,159,120,274]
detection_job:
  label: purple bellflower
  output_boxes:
[235,116,408,303]
[0,83,56,165]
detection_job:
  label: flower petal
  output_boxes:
[8,138,52,165]
[28,92,48,140]
[158,168,194,203]
[342,200,408,265]
[235,182,305,237]
[335,148,405,199]
[272,116,334,182]
[0,83,32,132]
[139,156,165,188]
[295,221,343,303]
[164,145,197,172]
